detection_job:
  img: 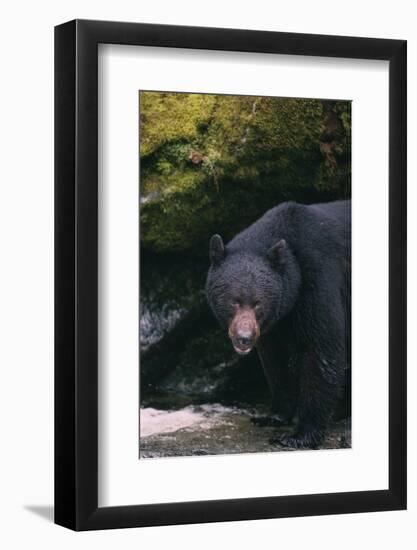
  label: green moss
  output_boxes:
[335,101,352,140]
[139,92,351,253]
[140,93,217,156]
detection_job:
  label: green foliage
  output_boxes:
[140,93,217,156]
[139,91,351,253]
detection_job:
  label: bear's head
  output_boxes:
[206,234,299,355]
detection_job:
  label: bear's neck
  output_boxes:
[279,252,301,319]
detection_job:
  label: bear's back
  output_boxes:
[227,200,351,262]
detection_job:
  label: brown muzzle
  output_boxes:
[228,308,260,355]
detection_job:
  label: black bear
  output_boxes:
[206,200,351,449]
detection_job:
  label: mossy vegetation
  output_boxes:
[140,92,351,253]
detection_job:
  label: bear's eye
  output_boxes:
[254,302,261,311]
[231,300,240,308]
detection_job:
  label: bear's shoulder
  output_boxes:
[226,200,350,260]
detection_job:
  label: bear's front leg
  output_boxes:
[252,335,298,428]
[269,351,341,449]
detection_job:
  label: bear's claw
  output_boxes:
[269,431,324,449]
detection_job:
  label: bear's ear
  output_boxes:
[209,234,225,266]
[267,239,286,265]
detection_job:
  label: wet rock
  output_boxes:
[139,405,351,458]
[140,252,208,388]
[157,332,268,403]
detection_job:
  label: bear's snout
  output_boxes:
[228,308,260,355]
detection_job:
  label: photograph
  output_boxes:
[139,91,352,458]
[0,0,410,542]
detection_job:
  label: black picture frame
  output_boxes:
[55,19,407,531]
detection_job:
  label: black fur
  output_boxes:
[206,200,351,449]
